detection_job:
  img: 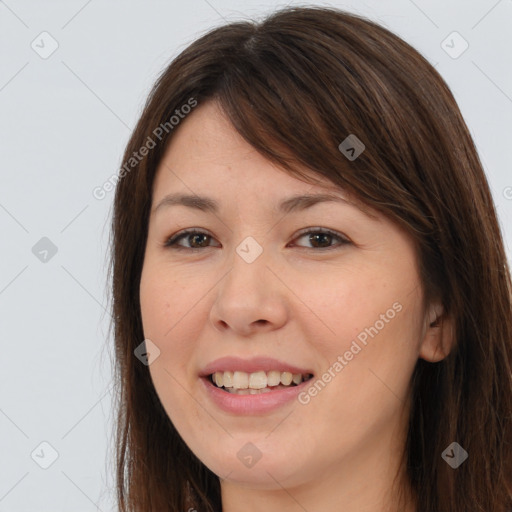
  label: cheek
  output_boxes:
[301,268,398,352]
[305,264,423,396]
[139,269,202,435]
[140,262,200,342]
[139,262,209,391]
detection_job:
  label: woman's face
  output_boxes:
[139,100,442,492]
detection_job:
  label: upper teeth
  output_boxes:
[212,370,310,390]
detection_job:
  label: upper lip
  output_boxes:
[199,356,314,377]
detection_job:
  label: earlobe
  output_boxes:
[419,304,455,363]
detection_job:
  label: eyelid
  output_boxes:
[164,226,351,250]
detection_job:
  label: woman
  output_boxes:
[109,6,512,511]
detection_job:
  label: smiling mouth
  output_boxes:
[209,370,314,394]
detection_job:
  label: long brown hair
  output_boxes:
[108,6,512,511]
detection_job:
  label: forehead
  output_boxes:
[154,102,314,191]
[151,101,372,216]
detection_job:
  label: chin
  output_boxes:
[193,439,314,489]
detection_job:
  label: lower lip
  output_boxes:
[200,376,313,415]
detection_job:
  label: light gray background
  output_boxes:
[0,0,511,510]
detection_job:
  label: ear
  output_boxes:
[418,302,455,362]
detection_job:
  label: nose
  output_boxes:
[209,243,289,337]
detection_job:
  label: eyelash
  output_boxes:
[163,227,350,251]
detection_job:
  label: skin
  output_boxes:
[139,100,454,512]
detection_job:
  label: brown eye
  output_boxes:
[164,228,350,251]
[164,230,218,250]
[293,228,350,250]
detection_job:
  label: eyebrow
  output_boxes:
[152,192,376,218]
